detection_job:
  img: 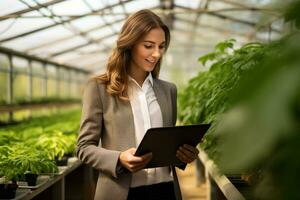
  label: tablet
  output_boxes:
[134,124,211,168]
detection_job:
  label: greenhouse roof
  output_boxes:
[0,0,283,74]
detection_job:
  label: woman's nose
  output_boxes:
[152,48,161,58]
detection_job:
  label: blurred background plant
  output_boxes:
[178,0,300,199]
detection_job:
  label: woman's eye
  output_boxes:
[144,45,152,49]
[159,46,165,49]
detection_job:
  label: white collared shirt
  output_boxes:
[128,73,173,187]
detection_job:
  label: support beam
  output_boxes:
[175,5,282,33]
[174,16,249,37]
[0,46,90,73]
[0,0,133,43]
[48,33,116,58]
[160,0,175,29]
[0,0,65,21]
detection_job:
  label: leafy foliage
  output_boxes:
[178,40,266,156]
[0,109,80,181]
[214,32,300,200]
[178,2,300,198]
[0,145,58,182]
[284,0,300,28]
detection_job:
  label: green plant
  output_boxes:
[0,131,20,146]
[178,39,265,158]
[0,144,58,182]
[35,132,69,160]
[178,1,300,198]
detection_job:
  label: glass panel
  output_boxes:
[31,61,45,99]
[87,26,114,40]
[12,56,28,73]
[51,0,90,15]
[100,35,117,46]
[0,72,7,104]
[77,44,104,53]
[82,0,107,10]
[111,21,123,33]
[1,56,31,104]
[32,76,44,99]
[124,0,159,12]
[0,53,10,70]
[175,0,201,9]
[53,52,82,65]
[111,5,126,13]
[46,64,57,79]
[221,0,273,7]
[103,0,119,6]
[32,61,44,76]
[58,68,70,98]
[46,64,58,97]
[3,25,74,52]
[75,52,107,67]
[101,14,125,24]
[213,10,260,24]
[13,74,28,102]
[33,36,87,57]
[70,82,77,98]
[70,16,105,32]
[47,78,57,98]
[0,0,27,16]
[70,71,78,98]
[0,12,54,41]
[173,19,194,30]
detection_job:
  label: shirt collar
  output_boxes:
[129,72,153,87]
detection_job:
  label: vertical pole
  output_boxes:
[28,60,33,119]
[7,54,13,121]
[56,66,60,98]
[28,60,32,101]
[68,70,71,98]
[44,63,48,97]
[268,24,272,43]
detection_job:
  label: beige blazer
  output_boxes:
[76,77,177,200]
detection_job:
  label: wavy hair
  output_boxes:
[94,9,170,101]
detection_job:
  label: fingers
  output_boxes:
[119,148,153,172]
[176,144,199,164]
[130,152,152,164]
[183,144,199,155]
[129,154,152,172]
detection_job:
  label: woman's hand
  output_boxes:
[176,144,199,164]
[119,148,153,172]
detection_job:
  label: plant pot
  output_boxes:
[55,155,68,166]
[0,182,18,199]
[25,173,38,186]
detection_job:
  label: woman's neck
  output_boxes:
[129,70,149,87]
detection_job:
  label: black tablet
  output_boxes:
[134,124,211,168]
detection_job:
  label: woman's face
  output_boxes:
[130,27,166,76]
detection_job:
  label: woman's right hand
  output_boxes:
[119,148,152,172]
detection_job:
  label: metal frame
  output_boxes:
[0,46,88,107]
[0,0,285,76]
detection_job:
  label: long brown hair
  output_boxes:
[94,9,170,100]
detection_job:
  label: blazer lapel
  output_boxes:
[153,79,169,127]
[120,99,136,148]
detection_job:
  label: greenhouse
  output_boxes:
[0,0,299,199]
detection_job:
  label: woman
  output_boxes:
[76,9,199,200]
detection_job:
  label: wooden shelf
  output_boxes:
[8,158,97,200]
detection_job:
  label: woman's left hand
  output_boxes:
[176,144,199,164]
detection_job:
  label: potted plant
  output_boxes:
[0,146,18,199]
[2,144,58,186]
